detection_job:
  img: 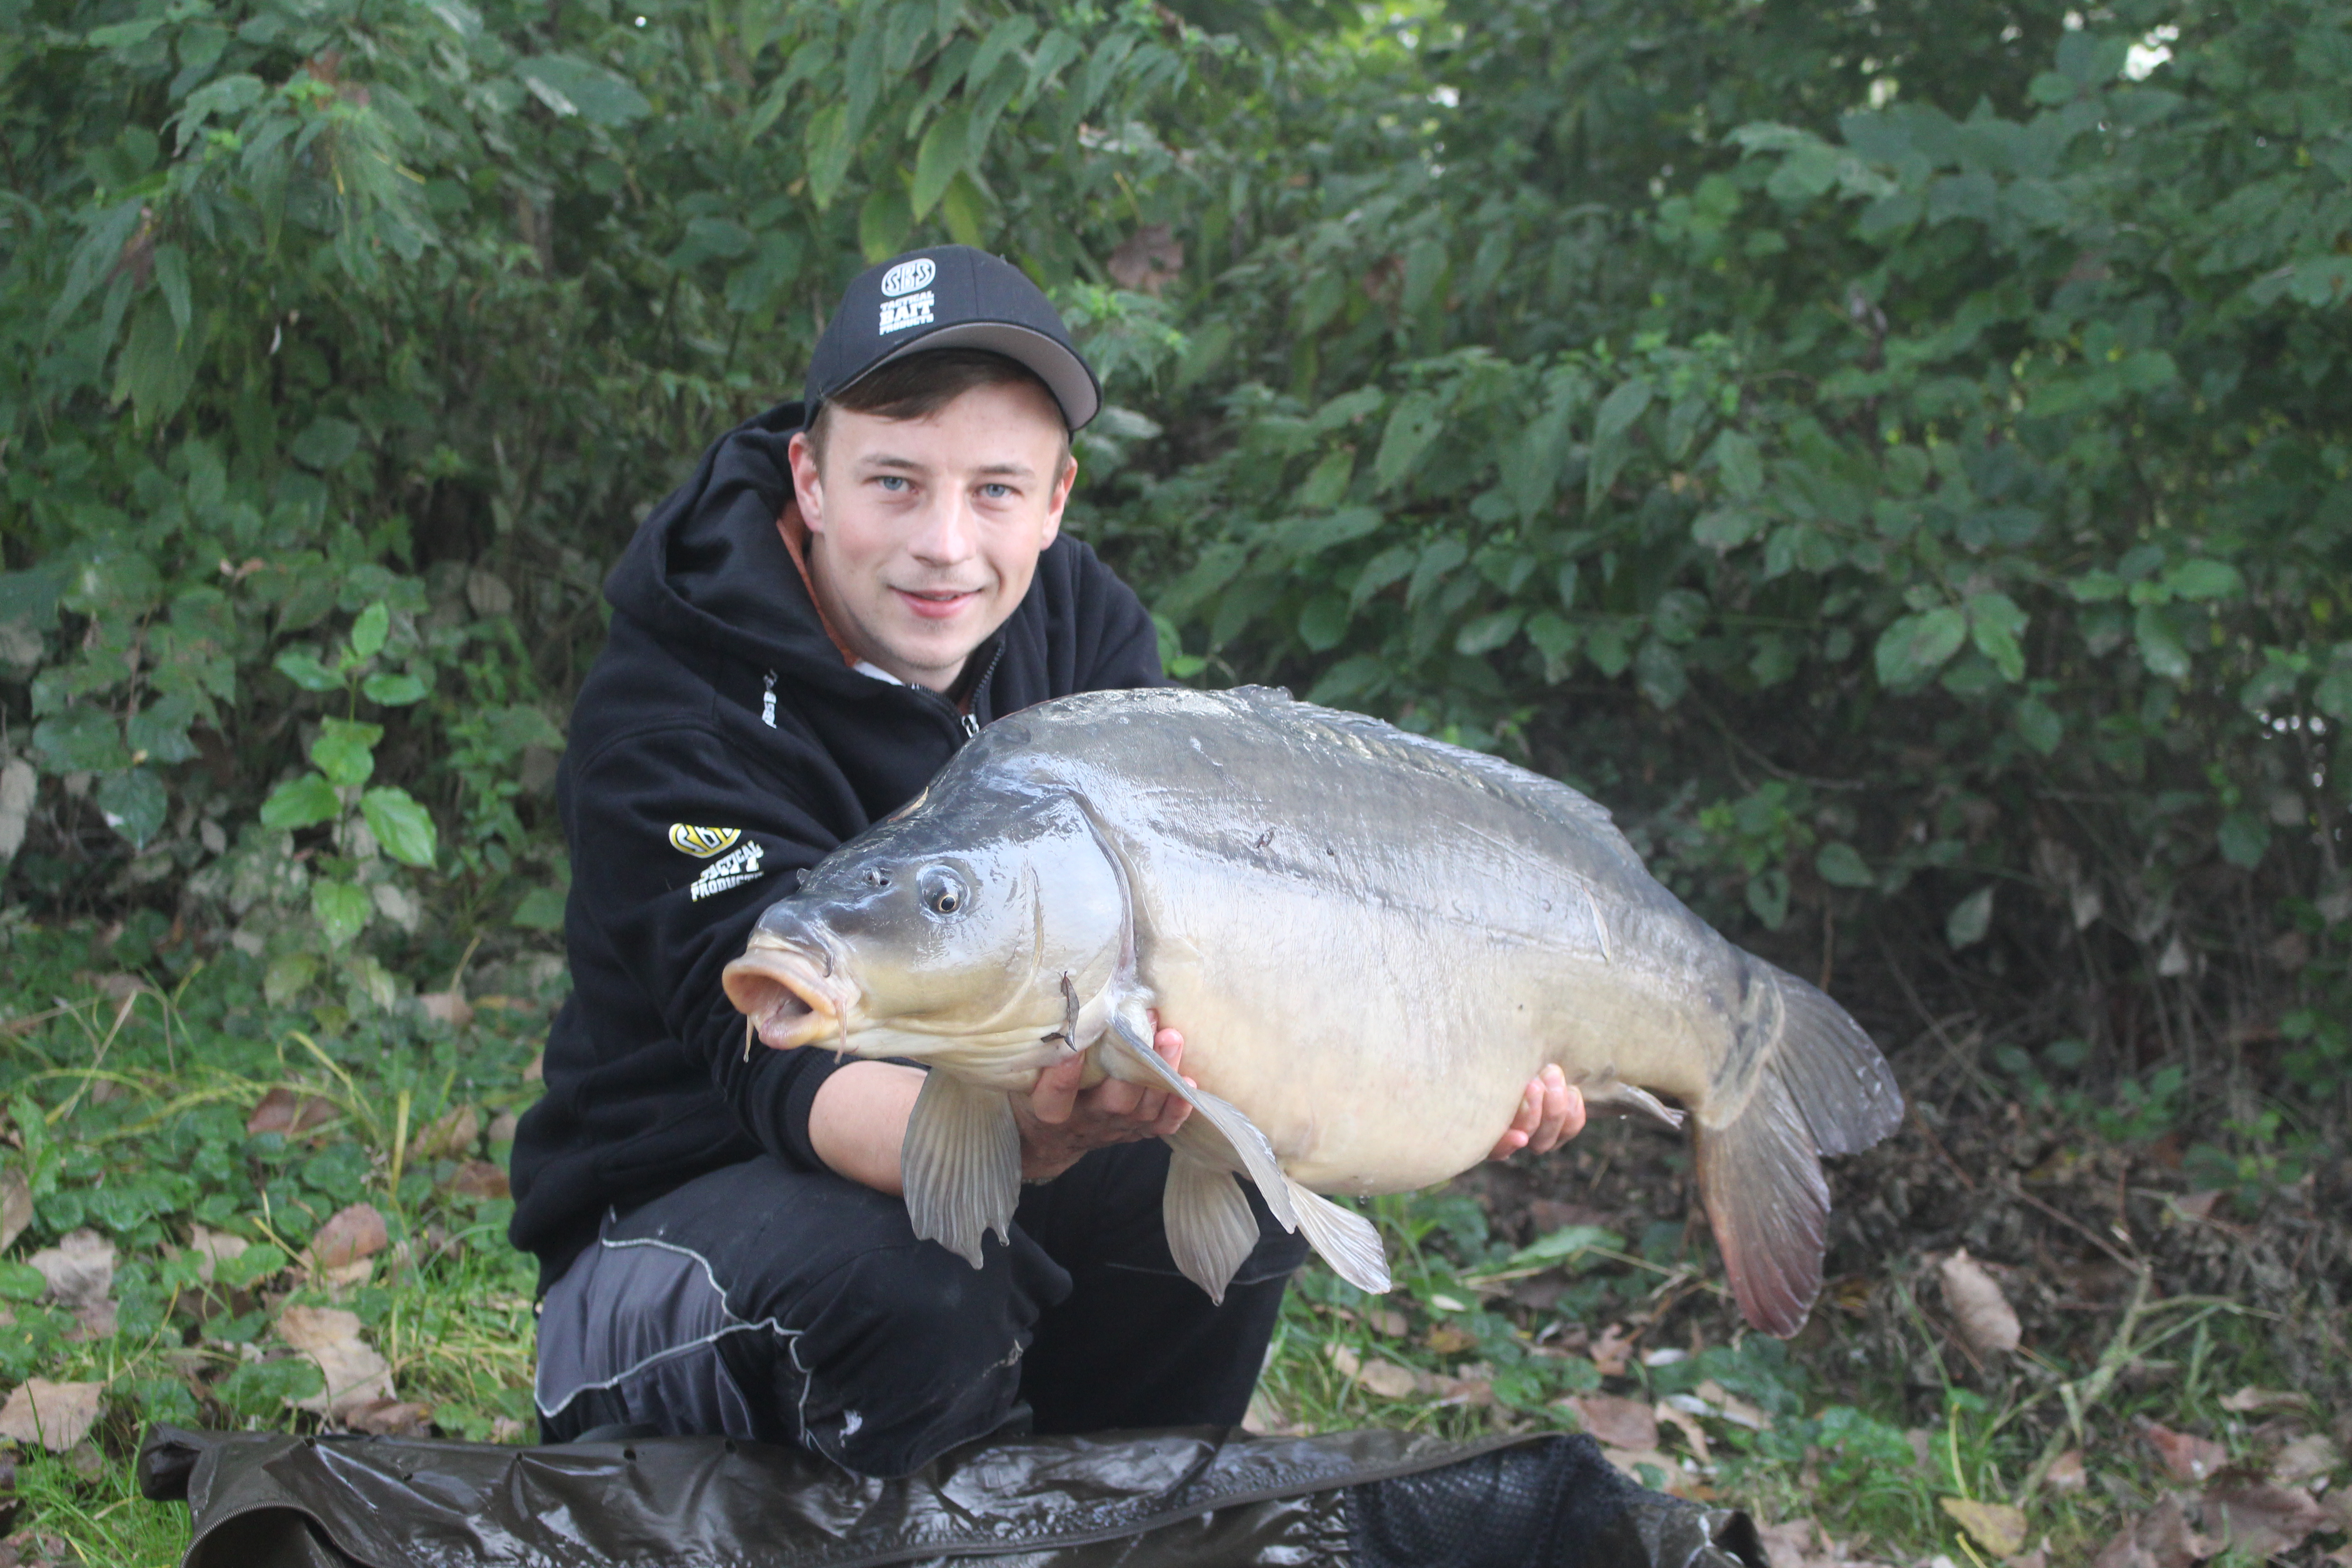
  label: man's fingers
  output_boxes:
[1029,1054,1085,1125]
[1524,1069,1587,1156]
[1154,1026,1184,1069]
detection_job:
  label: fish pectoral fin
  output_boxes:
[1105,1013,1298,1232]
[1287,1183,1390,1294]
[1162,1147,1259,1305]
[1580,1078,1687,1133]
[900,1069,1020,1270]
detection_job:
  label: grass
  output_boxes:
[0,915,2342,1567]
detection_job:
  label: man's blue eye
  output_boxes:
[877,475,908,492]
[980,483,1010,499]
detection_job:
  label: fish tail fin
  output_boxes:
[1286,1180,1391,1294]
[1696,962,1902,1336]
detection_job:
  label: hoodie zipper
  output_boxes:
[908,637,1002,745]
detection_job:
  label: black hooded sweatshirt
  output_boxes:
[506,400,1163,1292]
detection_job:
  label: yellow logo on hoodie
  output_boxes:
[669,824,741,859]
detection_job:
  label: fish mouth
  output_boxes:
[721,938,854,1051]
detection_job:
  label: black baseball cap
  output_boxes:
[803,245,1102,432]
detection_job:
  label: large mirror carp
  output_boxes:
[723,686,1901,1335]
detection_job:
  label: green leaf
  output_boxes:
[1634,637,1687,709]
[2134,604,2190,681]
[0,1262,49,1301]
[939,172,990,247]
[512,886,568,930]
[804,105,853,210]
[1707,428,1763,497]
[1816,842,1873,887]
[2165,559,2241,601]
[288,417,360,471]
[1946,886,1995,949]
[97,767,167,848]
[2014,696,2065,755]
[1692,506,1763,550]
[911,103,971,218]
[1745,868,1790,929]
[1298,594,1350,652]
[1455,608,1523,656]
[1373,393,1443,492]
[31,707,127,773]
[2217,811,2269,870]
[312,879,372,947]
[2314,668,2352,722]
[127,694,198,763]
[360,671,429,706]
[273,647,343,693]
[1874,606,1967,688]
[264,952,318,1005]
[516,54,652,125]
[1504,1225,1624,1270]
[360,786,438,868]
[310,720,382,788]
[349,603,389,660]
[1966,592,2029,682]
[858,184,912,264]
[258,773,340,830]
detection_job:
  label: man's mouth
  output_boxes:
[892,586,982,621]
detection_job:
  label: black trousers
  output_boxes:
[533,1141,1309,1478]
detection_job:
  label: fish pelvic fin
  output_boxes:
[901,1068,1021,1269]
[1104,1014,1299,1233]
[1162,1145,1259,1304]
[1697,961,1904,1336]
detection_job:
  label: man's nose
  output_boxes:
[907,492,979,565]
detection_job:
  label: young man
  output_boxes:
[508,245,1584,1478]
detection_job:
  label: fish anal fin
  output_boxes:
[1287,1182,1391,1295]
[1163,1148,1259,1304]
[901,1068,1020,1270]
[1578,1076,1686,1133]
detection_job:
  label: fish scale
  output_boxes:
[723,685,1903,1334]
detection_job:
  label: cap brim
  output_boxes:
[853,321,1102,431]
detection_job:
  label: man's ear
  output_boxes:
[787,429,825,534]
[1038,452,1077,549]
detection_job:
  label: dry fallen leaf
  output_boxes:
[1937,1249,2020,1356]
[343,1398,432,1438]
[2142,1420,2228,1483]
[1598,1447,1699,1498]
[1655,1400,1711,1463]
[1694,1378,1771,1431]
[1105,224,1185,296]
[2219,1385,2308,1415]
[2004,1548,2047,1568]
[1565,1392,1658,1451]
[245,1088,336,1138]
[2091,1494,2210,1568]
[1424,1322,1477,1356]
[445,1161,510,1201]
[0,1173,30,1257]
[185,1226,248,1286]
[0,1382,102,1452]
[1324,1343,1419,1400]
[306,1204,388,1272]
[2044,1447,2088,1492]
[522,1052,544,1083]
[407,1105,479,1163]
[486,1111,520,1145]
[26,1230,111,1310]
[416,991,473,1030]
[1588,1323,1633,1377]
[1940,1496,2028,1558]
[278,1307,395,1423]
[2269,1432,2341,1486]
[2203,1482,2329,1558]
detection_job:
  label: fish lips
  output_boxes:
[722,934,856,1052]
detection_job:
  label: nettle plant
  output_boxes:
[198,600,438,1017]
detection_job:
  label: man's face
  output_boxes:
[788,379,1076,693]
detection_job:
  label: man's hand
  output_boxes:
[1014,1021,1193,1182]
[1487,1064,1585,1161]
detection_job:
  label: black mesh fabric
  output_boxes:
[1347,1434,1764,1568]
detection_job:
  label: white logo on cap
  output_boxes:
[880,258,936,298]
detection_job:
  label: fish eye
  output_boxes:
[917,866,967,916]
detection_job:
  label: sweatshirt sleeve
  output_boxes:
[559,722,852,1171]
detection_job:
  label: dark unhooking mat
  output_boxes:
[137,1422,1764,1568]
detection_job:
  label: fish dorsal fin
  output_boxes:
[900,1068,1020,1269]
